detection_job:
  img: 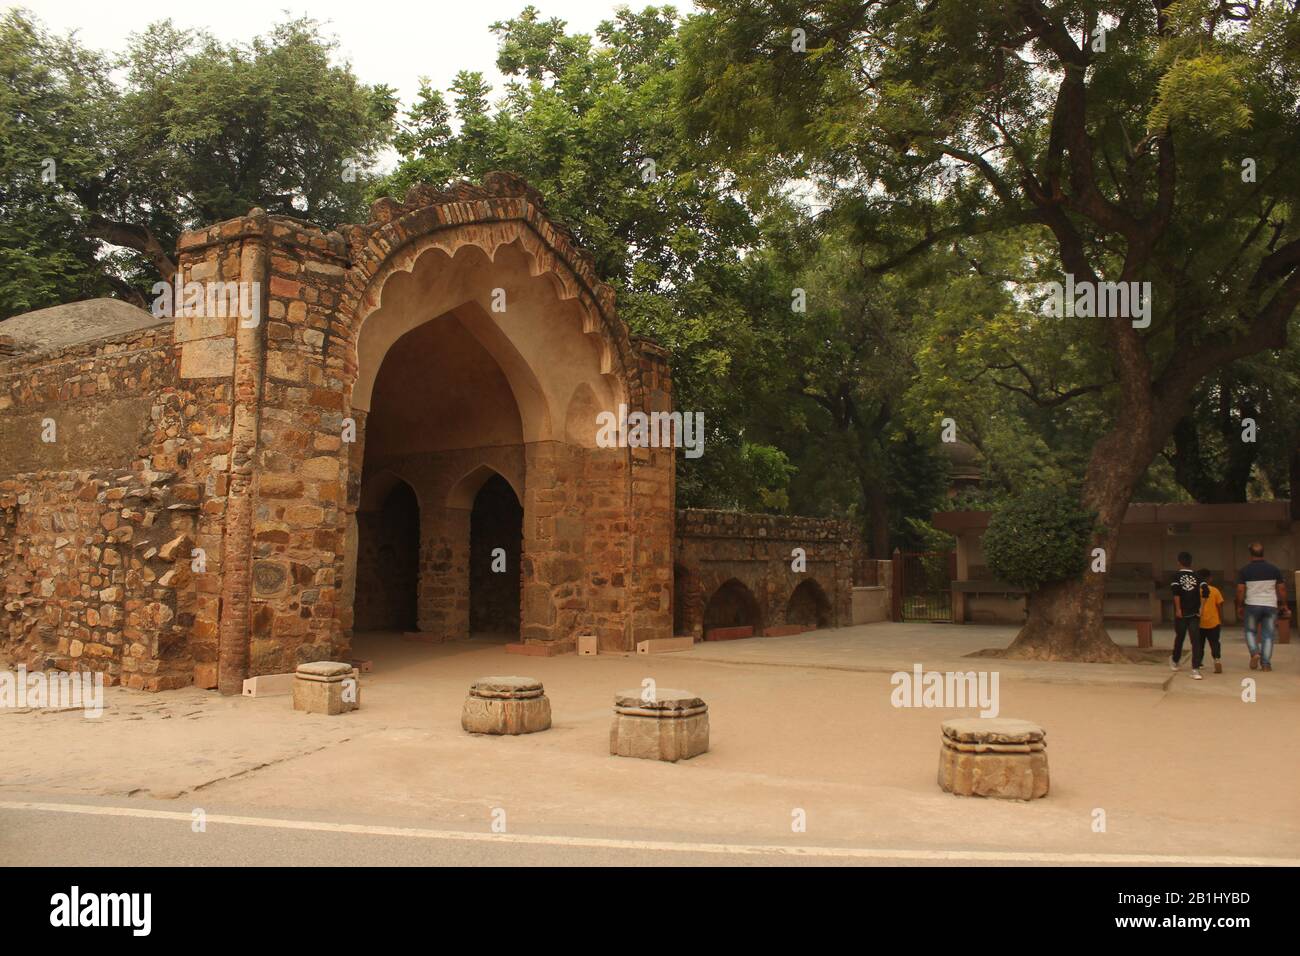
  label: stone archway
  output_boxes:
[334,175,677,654]
[178,174,676,688]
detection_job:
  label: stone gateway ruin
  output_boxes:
[0,175,855,694]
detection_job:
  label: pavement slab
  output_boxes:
[1,624,1295,863]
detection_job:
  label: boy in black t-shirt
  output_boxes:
[1170,551,1203,676]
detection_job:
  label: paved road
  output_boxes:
[0,798,868,867]
[3,794,1291,867]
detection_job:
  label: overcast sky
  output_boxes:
[21,0,697,108]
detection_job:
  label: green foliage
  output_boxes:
[983,490,1097,590]
[0,11,396,315]
[678,0,1300,541]
[1148,53,1251,133]
[0,10,118,314]
[119,17,398,227]
[901,516,956,554]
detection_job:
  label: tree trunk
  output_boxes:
[864,478,891,559]
[1290,448,1300,522]
[999,422,1149,662]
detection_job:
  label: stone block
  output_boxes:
[704,625,752,641]
[292,660,360,715]
[242,672,296,697]
[937,718,1048,800]
[760,625,806,637]
[179,338,235,379]
[577,635,598,656]
[504,641,570,657]
[609,688,709,762]
[635,637,693,655]
[461,676,551,735]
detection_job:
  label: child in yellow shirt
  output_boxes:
[1198,568,1224,674]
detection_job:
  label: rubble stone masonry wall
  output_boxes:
[674,510,855,640]
[0,322,233,690]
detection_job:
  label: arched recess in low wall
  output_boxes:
[701,577,764,640]
[785,578,833,629]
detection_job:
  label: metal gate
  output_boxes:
[892,550,955,622]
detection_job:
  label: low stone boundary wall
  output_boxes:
[673,509,855,641]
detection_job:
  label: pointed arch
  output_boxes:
[447,463,523,511]
[343,176,641,425]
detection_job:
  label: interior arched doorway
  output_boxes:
[353,477,420,632]
[468,473,523,639]
[353,304,526,641]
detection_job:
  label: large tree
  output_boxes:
[0,11,396,315]
[681,0,1300,660]
[0,10,120,312]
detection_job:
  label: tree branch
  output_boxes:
[86,216,177,282]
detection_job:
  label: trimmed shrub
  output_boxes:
[983,489,1096,590]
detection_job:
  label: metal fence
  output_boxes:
[894,550,955,622]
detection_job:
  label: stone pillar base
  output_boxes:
[609,689,709,762]
[292,661,360,715]
[461,676,551,735]
[938,718,1048,800]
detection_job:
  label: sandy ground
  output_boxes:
[2,623,1297,863]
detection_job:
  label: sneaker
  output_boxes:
[1170,658,1180,671]
[1262,662,1272,672]
[1214,660,1222,674]
[1191,669,1203,679]
[1250,653,1260,670]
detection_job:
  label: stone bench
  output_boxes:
[610,688,709,762]
[1104,614,1153,647]
[461,676,551,735]
[292,661,360,715]
[938,718,1048,800]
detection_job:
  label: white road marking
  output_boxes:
[1,799,1293,866]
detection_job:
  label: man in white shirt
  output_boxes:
[1234,542,1289,672]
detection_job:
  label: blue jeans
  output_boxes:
[1242,606,1277,666]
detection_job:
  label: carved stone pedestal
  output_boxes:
[938,717,1048,800]
[609,688,709,762]
[461,676,552,735]
[292,661,360,715]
